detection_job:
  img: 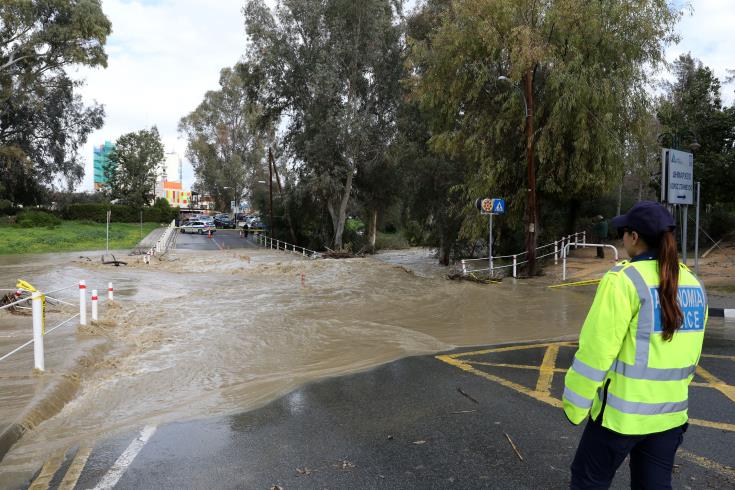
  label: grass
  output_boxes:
[0,221,160,255]
[375,231,410,250]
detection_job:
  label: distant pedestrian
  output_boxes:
[591,215,608,259]
[243,223,249,238]
[564,201,707,489]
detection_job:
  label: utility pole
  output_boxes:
[268,147,274,237]
[525,68,537,276]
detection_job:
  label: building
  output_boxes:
[159,152,183,183]
[93,141,115,191]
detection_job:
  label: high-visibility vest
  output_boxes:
[563,259,707,435]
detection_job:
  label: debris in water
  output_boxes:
[334,459,356,469]
[270,486,282,490]
[387,435,393,440]
[457,387,479,404]
[296,467,314,476]
[412,440,427,445]
[450,410,477,414]
[504,432,524,462]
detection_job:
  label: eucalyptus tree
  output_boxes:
[179,64,267,211]
[243,0,404,249]
[0,0,111,204]
[408,0,680,258]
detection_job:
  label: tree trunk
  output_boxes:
[332,167,354,250]
[270,150,297,244]
[438,228,451,266]
[368,208,378,253]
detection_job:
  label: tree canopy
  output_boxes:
[105,127,165,209]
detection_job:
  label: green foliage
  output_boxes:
[16,210,61,228]
[657,54,735,207]
[406,0,680,256]
[705,205,735,241]
[60,203,177,223]
[179,64,267,211]
[0,0,111,204]
[243,0,404,249]
[345,218,365,232]
[105,127,165,208]
[374,231,410,250]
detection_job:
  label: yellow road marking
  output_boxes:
[695,365,735,403]
[29,449,66,490]
[536,344,560,395]
[548,279,601,289]
[678,449,735,481]
[436,355,562,408]
[448,342,574,360]
[701,353,735,361]
[466,361,568,373]
[59,446,92,490]
[688,418,735,432]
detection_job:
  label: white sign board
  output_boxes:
[661,148,694,205]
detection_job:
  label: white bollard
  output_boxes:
[32,291,44,371]
[554,241,559,265]
[79,280,87,326]
[91,290,98,321]
[582,231,586,246]
[513,255,517,278]
[108,282,114,301]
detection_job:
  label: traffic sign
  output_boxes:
[661,148,694,205]
[491,199,505,215]
[476,197,505,215]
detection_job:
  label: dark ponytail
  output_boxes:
[657,231,683,341]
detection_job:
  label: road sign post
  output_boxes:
[662,148,695,264]
[476,198,505,275]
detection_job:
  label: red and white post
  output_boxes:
[79,280,87,326]
[108,282,114,301]
[91,290,98,321]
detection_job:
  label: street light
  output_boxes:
[498,72,537,275]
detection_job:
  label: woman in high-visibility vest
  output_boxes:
[564,201,707,489]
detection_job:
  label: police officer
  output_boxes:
[563,201,707,489]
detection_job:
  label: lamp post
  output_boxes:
[499,72,537,275]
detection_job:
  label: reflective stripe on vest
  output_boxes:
[599,390,688,415]
[572,357,609,382]
[564,387,593,409]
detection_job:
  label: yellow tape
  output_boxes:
[16,279,45,334]
[548,279,601,289]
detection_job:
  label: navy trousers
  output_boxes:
[570,419,687,489]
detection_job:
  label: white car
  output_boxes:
[180,221,216,234]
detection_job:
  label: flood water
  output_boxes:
[1,246,724,486]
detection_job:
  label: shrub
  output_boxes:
[706,205,735,240]
[16,210,62,228]
[60,203,178,223]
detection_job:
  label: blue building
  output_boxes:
[93,141,115,191]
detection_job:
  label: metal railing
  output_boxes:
[140,220,177,263]
[562,242,619,281]
[252,234,321,259]
[459,231,587,278]
[0,280,115,371]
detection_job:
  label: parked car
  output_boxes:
[180,221,216,234]
[214,216,235,228]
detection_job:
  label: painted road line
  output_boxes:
[466,360,568,373]
[536,344,560,395]
[59,446,92,490]
[701,353,735,361]
[688,418,735,432]
[92,425,157,490]
[447,342,575,360]
[695,365,735,403]
[29,449,66,490]
[678,449,735,482]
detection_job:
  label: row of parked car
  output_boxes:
[179,214,265,234]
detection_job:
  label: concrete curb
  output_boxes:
[709,307,735,318]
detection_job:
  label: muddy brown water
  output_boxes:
[0,247,727,486]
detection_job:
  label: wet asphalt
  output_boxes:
[25,335,735,489]
[174,229,259,251]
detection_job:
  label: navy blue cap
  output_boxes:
[611,201,676,238]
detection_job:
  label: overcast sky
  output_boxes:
[75,0,735,193]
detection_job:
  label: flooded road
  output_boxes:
[0,245,629,484]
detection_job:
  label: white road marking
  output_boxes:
[91,425,157,490]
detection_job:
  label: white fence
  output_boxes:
[253,234,321,259]
[141,220,177,263]
[0,281,115,371]
[459,231,587,278]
